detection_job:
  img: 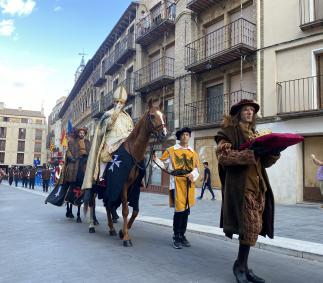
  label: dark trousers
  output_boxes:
[173,210,189,237]
[200,182,215,199]
[43,180,49,192]
[14,178,19,187]
[29,178,35,189]
[22,178,28,188]
[9,177,13,186]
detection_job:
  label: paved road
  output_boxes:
[1,185,323,283]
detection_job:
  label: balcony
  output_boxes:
[300,0,323,30]
[187,0,223,13]
[103,91,114,111]
[104,33,136,75]
[277,75,323,115]
[183,90,256,128]
[91,66,106,87]
[134,57,175,93]
[185,18,256,73]
[91,99,105,118]
[136,1,176,46]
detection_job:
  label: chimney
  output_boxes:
[0,102,4,110]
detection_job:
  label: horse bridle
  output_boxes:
[147,111,167,141]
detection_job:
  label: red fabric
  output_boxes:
[240,133,304,150]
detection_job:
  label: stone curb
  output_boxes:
[8,185,323,263]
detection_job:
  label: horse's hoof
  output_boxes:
[113,218,118,224]
[118,229,124,239]
[93,219,99,225]
[89,227,95,233]
[69,214,75,219]
[123,240,133,247]
[109,230,117,236]
[65,212,69,218]
[76,217,82,223]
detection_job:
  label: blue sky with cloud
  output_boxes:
[0,0,133,117]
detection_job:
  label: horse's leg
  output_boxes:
[127,209,139,230]
[66,203,70,218]
[93,197,99,225]
[107,207,117,236]
[119,187,132,247]
[76,205,82,223]
[69,204,74,218]
[88,204,95,233]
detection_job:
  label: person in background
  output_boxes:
[198,161,215,200]
[28,166,36,190]
[42,164,51,193]
[21,166,29,188]
[13,167,20,187]
[8,167,14,186]
[311,154,323,208]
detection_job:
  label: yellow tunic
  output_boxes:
[161,146,200,212]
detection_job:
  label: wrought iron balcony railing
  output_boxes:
[299,0,323,30]
[185,18,256,72]
[187,0,224,13]
[104,33,135,75]
[91,66,106,87]
[91,99,104,118]
[277,75,323,114]
[134,56,175,93]
[183,90,256,127]
[136,1,176,46]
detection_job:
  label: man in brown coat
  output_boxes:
[28,166,36,190]
[64,128,91,219]
[41,164,51,192]
[215,99,280,283]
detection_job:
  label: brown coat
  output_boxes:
[215,117,279,240]
[64,137,91,183]
[42,169,51,180]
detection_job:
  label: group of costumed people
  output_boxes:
[47,89,303,283]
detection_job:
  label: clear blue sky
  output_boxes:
[0,0,133,116]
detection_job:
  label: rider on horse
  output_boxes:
[82,86,133,222]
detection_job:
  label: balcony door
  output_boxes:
[206,84,223,123]
[317,53,323,109]
[149,52,160,82]
[205,20,224,59]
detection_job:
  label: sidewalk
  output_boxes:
[4,182,323,262]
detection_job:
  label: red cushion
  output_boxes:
[240,133,304,150]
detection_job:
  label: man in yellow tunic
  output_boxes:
[155,127,200,249]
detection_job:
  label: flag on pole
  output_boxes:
[67,120,73,136]
[60,129,68,148]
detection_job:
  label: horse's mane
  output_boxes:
[127,110,149,142]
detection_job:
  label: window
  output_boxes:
[17,153,24,164]
[35,119,43,124]
[3,117,9,122]
[0,152,4,163]
[0,140,6,151]
[34,142,42,153]
[18,128,26,139]
[35,129,43,140]
[17,141,25,152]
[0,127,6,138]
[21,118,28,123]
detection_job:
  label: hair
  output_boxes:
[203,161,208,166]
[231,108,257,129]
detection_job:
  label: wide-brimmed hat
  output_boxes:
[175,127,192,140]
[229,99,260,116]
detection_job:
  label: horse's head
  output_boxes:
[147,99,167,142]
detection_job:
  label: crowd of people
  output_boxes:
[2,164,54,191]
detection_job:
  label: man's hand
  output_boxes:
[186,173,194,182]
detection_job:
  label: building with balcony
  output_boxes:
[257,0,323,204]
[0,102,47,170]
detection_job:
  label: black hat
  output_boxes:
[175,127,191,140]
[229,99,260,116]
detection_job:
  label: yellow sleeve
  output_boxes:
[160,149,170,161]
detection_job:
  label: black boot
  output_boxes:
[246,269,265,283]
[233,261,250,283]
